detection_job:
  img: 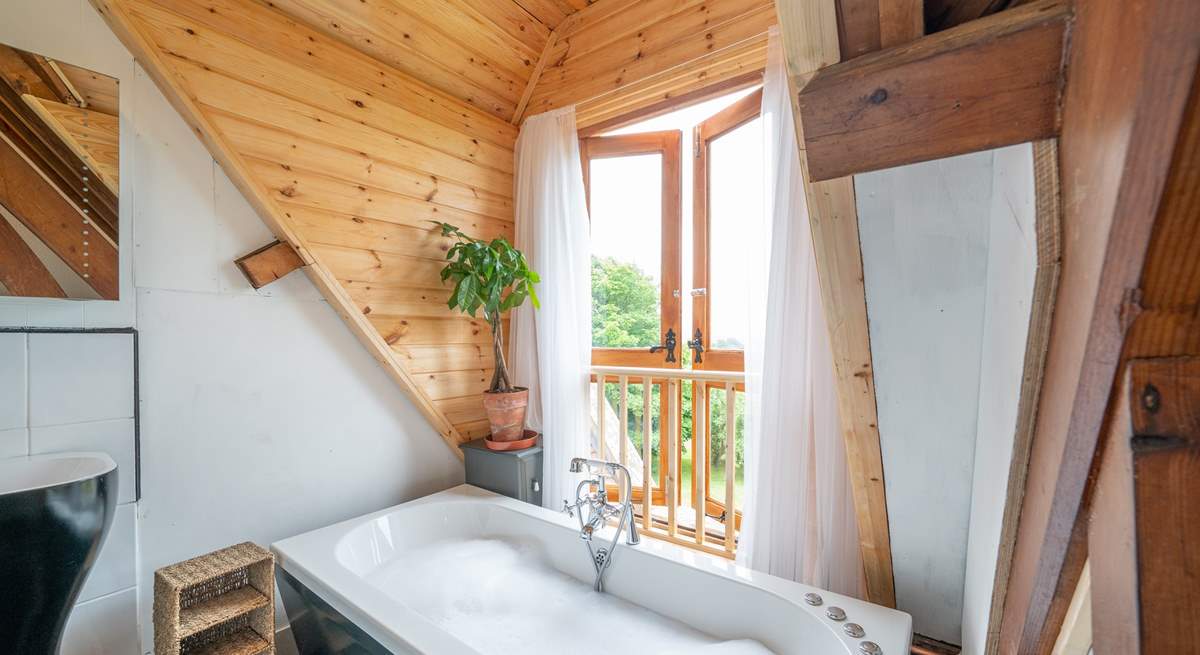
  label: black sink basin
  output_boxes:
[0,452,117,654]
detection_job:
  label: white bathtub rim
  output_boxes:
[272,485,912,655]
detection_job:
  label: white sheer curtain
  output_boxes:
[508,106,592,511]
[737,27,864,598]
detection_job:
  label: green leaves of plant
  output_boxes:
[433,221,540,323]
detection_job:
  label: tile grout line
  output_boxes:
[24,333,30,454]
[75,584,137,607]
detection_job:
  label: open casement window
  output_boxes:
[581,131,683,369]
[690,88,761,533]
[580,89,761,558]
[581,130,682,511]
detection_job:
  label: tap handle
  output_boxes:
[561,500,574,517]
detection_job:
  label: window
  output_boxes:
[582,87,763,557]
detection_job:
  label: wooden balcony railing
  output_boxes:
[591,365,745,559]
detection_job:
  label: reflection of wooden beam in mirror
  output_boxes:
[23,95,120,195]
[56,61,120,116]
[0,55,119,244]
[15,50,78,105]
[0,133,117,299]
[0,45,60,99]
[0,211,66,297]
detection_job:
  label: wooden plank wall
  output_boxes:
[92,0,520,451]
[522,0,776,127]
[260,0,550,120]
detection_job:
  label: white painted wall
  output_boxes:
[856,150,993,644]
[0,2,465,653]
[960,143,1038,655]
[855,145,1038,648]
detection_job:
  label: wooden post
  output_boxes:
[643,378,653,531]
[774,0,926,607]
[1000,2,1200,647]
[1090,357,1200,654]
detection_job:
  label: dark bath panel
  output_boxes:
[277,567,392,655]
[0,453,117,655]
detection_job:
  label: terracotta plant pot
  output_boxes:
[481,387,529,442]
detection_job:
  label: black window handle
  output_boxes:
[649,328,677,363]
[687,328,704,364]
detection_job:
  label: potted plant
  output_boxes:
[434,222,540,449]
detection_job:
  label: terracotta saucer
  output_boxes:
[484,429,539,451]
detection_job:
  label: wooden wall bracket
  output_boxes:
[234,240,304,289]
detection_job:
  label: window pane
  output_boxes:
[708,118,763,350]
[590,154,663,348]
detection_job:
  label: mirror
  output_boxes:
[0,41,119,300]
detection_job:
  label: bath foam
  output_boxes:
[370,538,775,655]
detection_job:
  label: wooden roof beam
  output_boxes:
[0,133,117,299]
[0,68,119,244]
[0,212,67,298]
[836,0,924,60]
[998,0,1200,650]
[798,0,1068,182]
[775,0,926,608]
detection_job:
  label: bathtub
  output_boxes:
[272,485,911,654]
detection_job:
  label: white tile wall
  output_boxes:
[28,333,135,426]
[1,331,139,652]
[60,588,140,655]
[0,333,26,429]
[78,503,138,603]
[0,427,27,458]
[32,418,137,504]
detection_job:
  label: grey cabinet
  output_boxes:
[461,438,543,507]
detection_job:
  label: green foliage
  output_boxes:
[436,222,539,392]
[592,256,659,348]
[437,222,539,323]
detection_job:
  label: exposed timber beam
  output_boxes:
[0,133,117,299]
[1090,357,1200,654]
[0,45,59,100]
[836,0,924,60]
[511,31,558,124]
[0,212,66,298]
[23,95,120,195]
[799,0,1067,182]
[15,51,78,105]
[775,0,925,608]
[235,240,304,289]
[998,0,1200,651]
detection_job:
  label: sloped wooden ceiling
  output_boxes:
[524,0,776,126]
[90,0,775,459]
[91,0,518,452]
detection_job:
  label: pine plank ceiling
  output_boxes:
[260,0,596,121]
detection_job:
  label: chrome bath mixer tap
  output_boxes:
[562,457,640,592]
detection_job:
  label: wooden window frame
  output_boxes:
[690,88,761,525]
[580,130,683,370]
[691,87,763,375]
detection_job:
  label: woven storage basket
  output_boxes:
[153,542,275,655]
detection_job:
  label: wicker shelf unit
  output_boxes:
[154,542,275,655]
